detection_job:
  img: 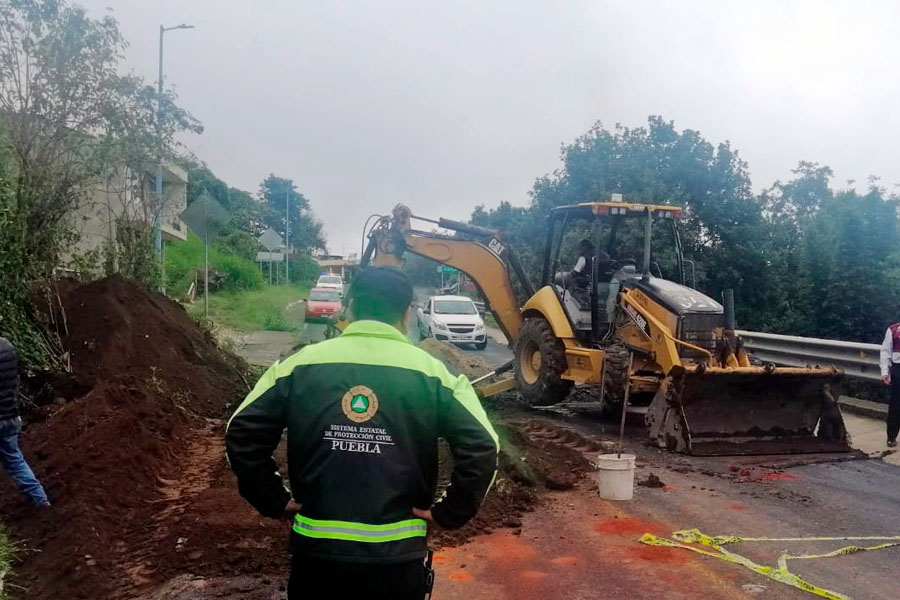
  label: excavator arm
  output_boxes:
[361,204,529,343]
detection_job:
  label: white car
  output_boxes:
[316,274,344,297]
[418,295,487,350]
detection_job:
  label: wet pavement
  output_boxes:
[435,409,900,600]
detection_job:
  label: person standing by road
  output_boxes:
[879,322,900,447]
[0,337,50,506]
[226,266,499,599]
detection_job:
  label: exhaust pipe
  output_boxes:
[723,289,736,332]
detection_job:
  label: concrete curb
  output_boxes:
[839,395,887,420]
[485,326,508,346]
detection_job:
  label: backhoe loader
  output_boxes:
[358,200,850,456]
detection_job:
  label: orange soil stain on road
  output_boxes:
[448,571,473,582]
[435,492,749,600]
[483,532,538,562]
[619,543,691,565]
[593,517,666,536]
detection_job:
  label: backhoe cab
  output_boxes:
[361,199,850,456]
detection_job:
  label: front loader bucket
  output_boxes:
[645,366,850,456]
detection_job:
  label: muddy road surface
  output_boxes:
[6,278,897,600]
[430,406,900,600]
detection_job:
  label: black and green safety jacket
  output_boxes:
[225,320,499,564]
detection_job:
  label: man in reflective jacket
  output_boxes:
[226,266,499,599]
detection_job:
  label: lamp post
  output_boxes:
[155,23,194,294]
[285,185,290,285]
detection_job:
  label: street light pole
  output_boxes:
[155,23,193,294]
[285,185,290,285]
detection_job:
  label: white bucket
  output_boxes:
[596,453,635,501]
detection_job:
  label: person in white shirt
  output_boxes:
[572,239,593,281]
[878,322,900,447]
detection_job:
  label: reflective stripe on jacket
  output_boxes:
[225,320,499,564]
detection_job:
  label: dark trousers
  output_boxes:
[288,555,426,600]
[890,365,900,442]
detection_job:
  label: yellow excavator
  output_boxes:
[356,200,850,456]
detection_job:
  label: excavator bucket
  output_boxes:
[645,366,850,456]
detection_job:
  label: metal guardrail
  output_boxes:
[737,330,883,382]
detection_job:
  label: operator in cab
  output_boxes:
[571,238,594,286]
[226,266,499,599]
[879,321,900,447]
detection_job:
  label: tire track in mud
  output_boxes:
[110,419,224,600]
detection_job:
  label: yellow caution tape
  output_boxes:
[641,529,900,600]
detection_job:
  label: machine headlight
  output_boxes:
[474,321,486,331]
[432,320,448,330]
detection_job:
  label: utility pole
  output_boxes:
[204,195,209,316]
[155,23,194,294]
[285,184,290,286]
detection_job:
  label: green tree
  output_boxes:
[0,0,199,363]
[799,186,900,342]
[477,117,776,327]
[258,174,326,253]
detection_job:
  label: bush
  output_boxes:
[215,229,261,261]
[217,253,265,291]
[263,312,292,331]
[288,254,321,286]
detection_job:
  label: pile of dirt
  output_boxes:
[0,276,250,599]
[418,338,492,379]
[3,379,196,599]
[52,275,247,417]
[429,421,592,548]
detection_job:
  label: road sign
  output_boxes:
[437,265,459,274]
[179,190,231,317]
[256,251,284,262]
[258,228,284,252]
[180,190,231,241]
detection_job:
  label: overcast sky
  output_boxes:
[78,0,900,254]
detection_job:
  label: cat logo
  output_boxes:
[341,385,379,423]
[487,237,506,258]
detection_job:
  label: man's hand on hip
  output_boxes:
[284,499,302,515]
[412,507,433,521]
[883,374,891,385]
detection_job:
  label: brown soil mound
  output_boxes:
[0,276,250,599]
[418,338,492,379]
[428,421,592,548]
[54,275,246,417]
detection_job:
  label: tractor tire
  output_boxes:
[600,342,631,419]
[514,317,573,406]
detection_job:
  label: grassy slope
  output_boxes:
[165,232,264,298]
[193,284,309,332]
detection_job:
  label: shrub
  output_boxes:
[165,233,263,296]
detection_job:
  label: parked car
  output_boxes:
[305,287,342,322]
[316,274,344,297]
[417,295,487,350]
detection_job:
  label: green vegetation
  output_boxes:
[165,232,265,297]
[0,0,200,368]
[195,284,309,332]
[472,116,900,344]
[0,523,15,599]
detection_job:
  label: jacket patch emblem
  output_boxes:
[341,385,379,423]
